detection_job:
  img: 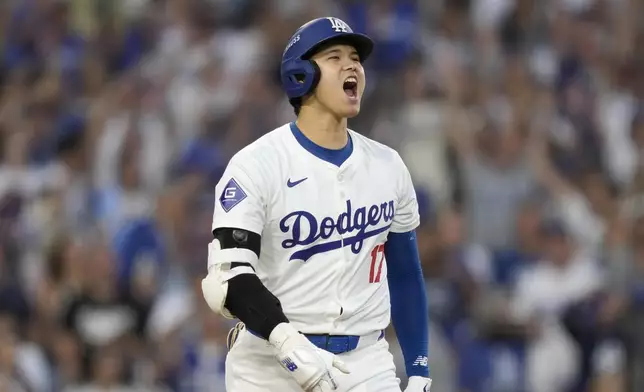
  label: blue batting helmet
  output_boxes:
[280,17,374,100]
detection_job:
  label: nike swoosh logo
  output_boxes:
[287,177,308,188]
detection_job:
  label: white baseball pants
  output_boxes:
[225,328,402,392]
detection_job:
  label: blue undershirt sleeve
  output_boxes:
[384,230,430,378]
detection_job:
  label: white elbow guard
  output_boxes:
[201,237,259,318]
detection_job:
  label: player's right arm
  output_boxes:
[201,151,349,391]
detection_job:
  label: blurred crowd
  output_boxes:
[1,0,644,391]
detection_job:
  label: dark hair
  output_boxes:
[290,98,302,116]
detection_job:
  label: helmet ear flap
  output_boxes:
[281,59,322,100]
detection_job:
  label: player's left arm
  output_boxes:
[384,153,431,391]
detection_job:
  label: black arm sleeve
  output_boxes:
[212,227,289,340]
[225,274,289,339]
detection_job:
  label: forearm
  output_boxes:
[225,273,289,339]
[385,230,430,378]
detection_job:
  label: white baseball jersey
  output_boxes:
[209,123,420,336]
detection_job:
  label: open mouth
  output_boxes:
[343,76,358,99]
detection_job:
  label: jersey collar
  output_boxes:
[289,122,353,167]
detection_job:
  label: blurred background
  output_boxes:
[1,0,644,391]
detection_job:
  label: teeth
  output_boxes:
[345,77,357,84]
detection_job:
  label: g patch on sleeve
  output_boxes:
[219,178,248,212]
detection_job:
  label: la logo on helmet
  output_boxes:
[327,17,350,33]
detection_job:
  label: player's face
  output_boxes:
[311,44,366,118]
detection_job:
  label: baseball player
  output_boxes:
[201,17,432,392]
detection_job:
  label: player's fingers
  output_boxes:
[226,322,244,351]
[309,384,323,392]
[310,385,333,392]
[309,377,336,392]
[331,357,350,374]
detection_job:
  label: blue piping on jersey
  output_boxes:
[385,230,430,378]
[290,122,353,167]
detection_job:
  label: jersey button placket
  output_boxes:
[338,170,346,197]
[335,169,348,329]
[336,170,348,250]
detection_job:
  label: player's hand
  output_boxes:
[269,323,350,391]
[403,376,432,392]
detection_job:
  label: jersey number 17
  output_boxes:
[369,245,385,283]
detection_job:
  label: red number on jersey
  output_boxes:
[369,244,385,283]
